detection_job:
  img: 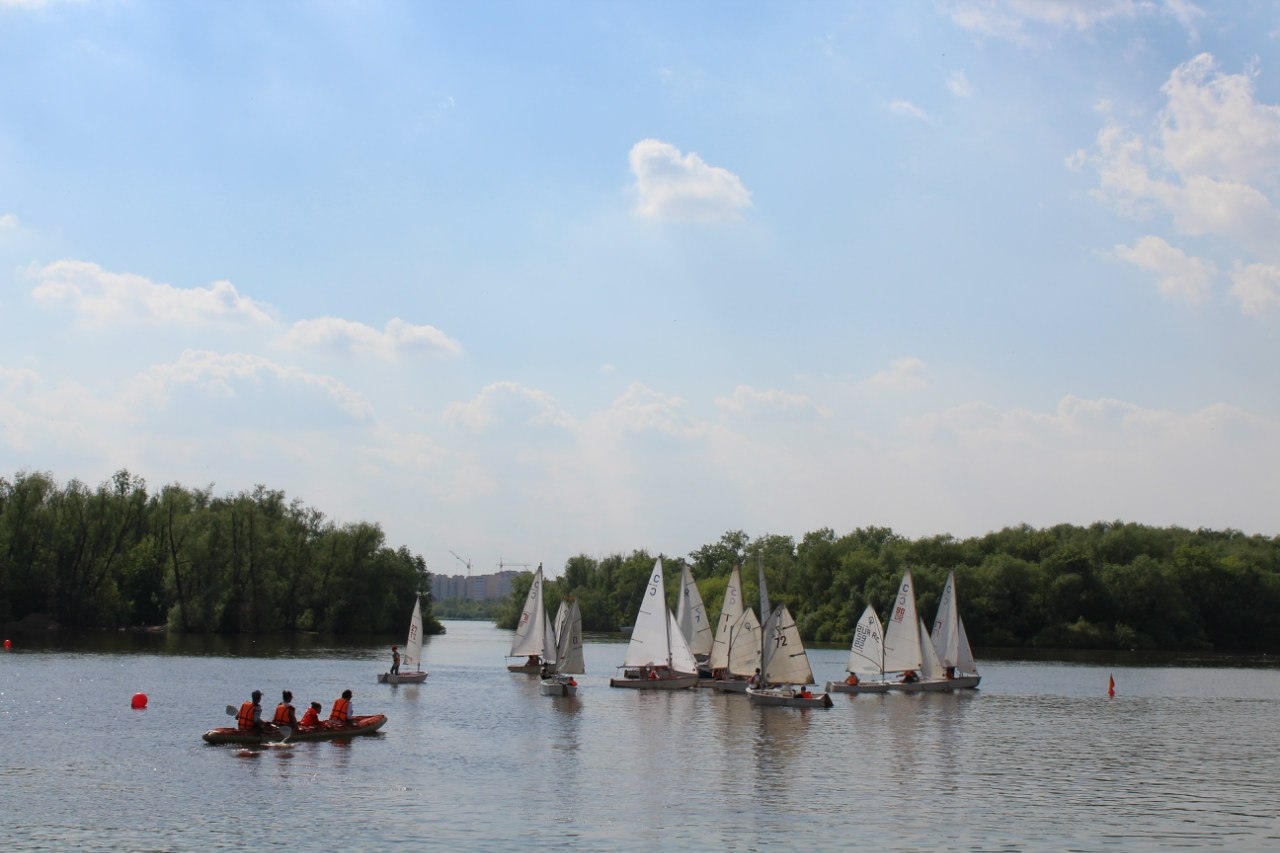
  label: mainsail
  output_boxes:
[708,565,744,672]
[881,569,923,674]
[622,558,697,674]
[553,599,584,675]
[509,566,554,664]
[726,607,761,677]
[931,570,977,674]
[675,563,713,658]
[761,603,814,687]
[846,604,884,677]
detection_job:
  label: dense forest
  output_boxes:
[0,469,444,635]
[497,525,1280,652]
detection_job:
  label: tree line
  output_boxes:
[498,524,1280,652]
[0,469,444,635]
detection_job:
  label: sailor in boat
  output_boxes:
[390,645,401,676]
[901,670,919,684]
[327,689,355,728]
[272,690,299,728]
[299,701,323,728]
[796,686,813,699]
[845,673,860,686]
[748,668,763,689]
[944,666,956,680]
[526,654,542,668]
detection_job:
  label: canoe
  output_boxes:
[202,714,387,744]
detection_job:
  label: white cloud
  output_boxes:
[1110,235,1216,304]
[0,213,18,229]
[1230,262,1280,316]
[629,139,752,222]
[29,260,275,327]
[442,380,574,432]
[947,70,973,97]
[947,0,1156,43]
[890,99,929,121]
[715,385,831,418]
[861,357,929,391]
[282,316,462,361]
[1080,54,1280,312]
[130,349,373,421]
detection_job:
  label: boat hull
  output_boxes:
[508,664,542,674]
[609,674,698,690]
[202,714,387,744]
[377,671,427,684]
[539,677,579,697]
[886,679,954,693]
[825,680,891,694]
[746,687,833,708]
[710,679,749,693]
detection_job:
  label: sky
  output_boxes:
[2,1,1278,579]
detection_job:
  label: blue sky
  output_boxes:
[2,1,1278,578]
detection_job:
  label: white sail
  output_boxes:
[675,564,713,658]
[509,567,548,658]
[554,599,584,675]
[667,610,699,675]
[757,556,771,621]
[553,598,569,647]
[918,619,943,680]
[543,602,558,667]
[622,559,672,668]
[881,569,923,674]
[761,604,814,687]
[846,604,884,677]
[931,570,977,674]
[726,607,761,677]
[403,598,424,671]
[708,565,744,671]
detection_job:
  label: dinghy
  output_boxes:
[540,598,584,696]
[825,605,891,694]
[507,565,557,674]
[378,597,428,684]
[609,558,699,690]
[930,570,981,690]
[746,603,832,708]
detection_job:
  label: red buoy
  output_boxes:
[3,639,10,650]
[131,692,148,710]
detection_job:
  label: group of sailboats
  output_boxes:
[505,565,585,696]
[824,569,981,694]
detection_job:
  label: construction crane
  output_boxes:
[449,550,473,576]
[498,560,532,571]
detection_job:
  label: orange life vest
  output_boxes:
[272,703,296,726]
[299,707,320,727]
[236,701,257,730]
[329,696,351,723]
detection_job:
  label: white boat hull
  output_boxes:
[824,680,890,694]
[377,671,427,684]
[609,674,698,690]
[710,679,749,694]
[886,678,954,693]
[508,663,542,674]
[746,686,833,708]
[539,677,579,697]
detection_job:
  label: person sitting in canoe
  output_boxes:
[299,701,323,728]
[236,690,271,734]
[327,689,355,727]
[272,690,298,728]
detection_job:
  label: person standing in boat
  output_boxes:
[328,689,355,727]
[390,645,401,676]
[299,701,323,728]
[236,690,269,733]
[272,690,298,728]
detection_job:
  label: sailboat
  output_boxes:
[930,570,981,689]
[540,598,584,696]
[609,558,699,690]
[675,563,713,673]
[882,569,948,692]
[824,604,890,694]
[377,597,429,684]
[507,565,557,674]
[708,565,751,691]
[746,559,832,708]
[711,607,761,694]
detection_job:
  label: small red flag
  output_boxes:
[1108,674,1115,697]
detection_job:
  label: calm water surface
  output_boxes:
[2,621,1279,851]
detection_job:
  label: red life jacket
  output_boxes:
[299,707,320,727]
[272,703,296,726]
[329,697,351,723]
[236,701,257,730]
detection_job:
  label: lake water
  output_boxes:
[2,621,1279,851]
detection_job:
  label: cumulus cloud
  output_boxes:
[629,139,752,222]
[861,357,929,391]
[442,381,574,431]
[0,213,18,229]
[1110,236,1216,303]
[1230,262,1280,315]
[29,260,275,327]
[282,316,462,361]
[1077,54,1280,312]
[890,100,929,120]
[715,385,831,418]
[131,349,373,421]
[947,71,973,97]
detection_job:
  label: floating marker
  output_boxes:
[131,692,148,710]
[1107,674,1115,698]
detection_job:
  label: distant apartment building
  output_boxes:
[431,569,518,601]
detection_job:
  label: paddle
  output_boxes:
[224,705,292,742]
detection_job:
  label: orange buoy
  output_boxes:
[3,639,10,650]
[131,692,148,710]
